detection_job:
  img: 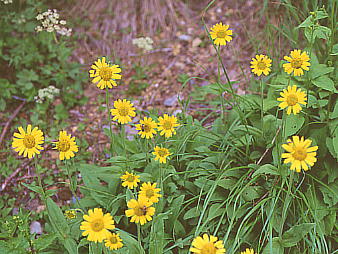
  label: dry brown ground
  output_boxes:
[65,0,266,161]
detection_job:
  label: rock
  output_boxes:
[192,38,202,48]
[164,95,178,107]
[178,34,192,41]
[30,221,42,235]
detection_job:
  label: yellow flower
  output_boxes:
[209,22,233,46]
[157,114,179,138]
[139,182,162,203]
[125,196,155,225]
[12,125,44,159]
[241,248,256,254]
[282,136,318,172]
[89,57,122,89]
[80,208,115,243]
[153,146,171,164]
[283,49,310,76]
[110,99,136,124]
[64,210,77,219]
[135,117,157,139]
[250,54,272,76]
[105,232,123,250]
[190,234,226,254]
[120,172,140,189]
[277,85,307,115]
[53,130,79,160]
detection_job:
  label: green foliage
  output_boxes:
[0,1,337,254]
[0,0,85,116]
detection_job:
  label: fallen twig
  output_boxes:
[1,160,30,192]
[0,101,26,147]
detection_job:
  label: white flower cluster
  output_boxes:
[35,9,72,36]
[34,85,60,104]
[132,37,154,51]
[1,0,13,4]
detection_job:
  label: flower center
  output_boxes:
[286,94,298,106]
[126,175,135,182]
[257,61,267,70]
[110,236,118,244]
[291,58,303,69]
[58,139,70,152]
[134,206,147,216]
[216,30,227,38]
[23,135,36,148]
[146,189,154,198]
[163,120,173,130]
[200,243,217,254]
[157,149,168,157]
[91,219,104,232]
[142,124,151,132]
[292,147,307,161]
[99,67,113,81]
[118,106,129,116]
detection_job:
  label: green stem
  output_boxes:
[260,78,264,131]
[65,160,85,211]
[52,32,59,44]
[105,87,114,155]
[137,224,141,245]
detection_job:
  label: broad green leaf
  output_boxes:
[63,238,78,254]
[252,164,279,177]
[262,237,284,254]
[118,230,145,254]
[329,101,338,119]
[241,186,262,201]
[312,76,336,92]
[331,43,338,55]
[284,114,304,136]
[308,64,334,79]
[46,197,70,239]
[280,223,315,247]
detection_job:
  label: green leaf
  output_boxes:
[118,230,145,254]
[45,197,70,239]
[329,100,338,119]
[280,223,315,247]
[63,238,78,254]
[21,183,44,195]
[312,76,336,92]
[331,43,338,56]
[262,237,284,254]
[308,64,334,79]
[241,186,262,201]
[252,164,279,178]
[284,114,304,136]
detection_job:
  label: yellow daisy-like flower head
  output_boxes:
[120,172,140,189]
[241,248,256,254]
[80,208,115,243]
[110,99,136,124]
[139,182,162,203]
[125,196,155,225]
[89,57,122,89]
[157,114,179,138]
[190,234,226,254]
[53,130,79,160]
[104,232,123,250]
[250,54,272,76]
[277,85,307,115]
[152,146,171,164]
[283,49,310,76]
[135,117,157,139]
[12,125,44,159]
[282,136,318,172]
[64,210,77,220]
[209,22,233,46]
